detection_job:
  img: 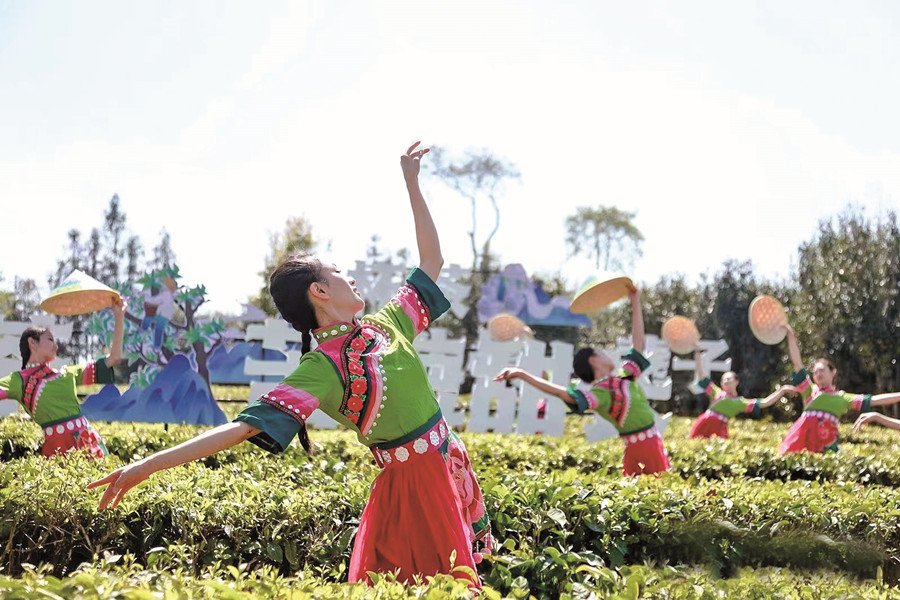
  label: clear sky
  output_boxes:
[2,1,898,315]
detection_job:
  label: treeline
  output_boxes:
[583,207,899,417]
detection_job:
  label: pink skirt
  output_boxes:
[41,414,107,459]
[621,426,670,476]
[349,415,480,587]
[689,411,729,439]
[779,410,840,454]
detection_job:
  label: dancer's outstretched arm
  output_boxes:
[854,412,900,433]
[870,392,900,407]
[784,323,804,372]
[494,367,573,405]
[629,288,645,353]
[401,141,442,281]
[760,385,799,408]
[87,422,260,509]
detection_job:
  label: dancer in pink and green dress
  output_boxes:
[90,142,491,588]
[779,323,900,453]
[689,349,794,439]
[0,298,127,458]
[495,287,670,476]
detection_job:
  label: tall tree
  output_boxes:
[427,146,520,353]
[565,206,644,271]
[251,216,322,316]
[791,207,900,399]
[149,229,176,271]
[101,194,127,283]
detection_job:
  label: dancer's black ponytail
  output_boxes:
[269,254,326,454]
[19,327,47,369]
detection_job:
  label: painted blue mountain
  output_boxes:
[82,355,227,425]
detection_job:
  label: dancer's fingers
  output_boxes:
[87,471,118,490]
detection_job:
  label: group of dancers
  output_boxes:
[2,142,900,588]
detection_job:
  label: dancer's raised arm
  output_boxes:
[629,288,645,353]
[401,141,442,281]
[784,323,804,372]
[105,297,128,367]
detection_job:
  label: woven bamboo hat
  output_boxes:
[748,295,787,345]
[570,273,635,314]
[661,316,701,355]
[487,313,534,342]
[40,270,121,316]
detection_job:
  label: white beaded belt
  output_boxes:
[621,425,662,446]
[371,417,449,468]
[803,410,838,424]
[705,410,729,423]
[43,415,90,438]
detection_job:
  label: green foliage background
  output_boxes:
[2,392,900,598]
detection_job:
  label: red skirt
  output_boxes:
[41,415,108,459]
[779,410,840,454]
[621,426,670,476]
[689,410,729,439]
[350,415,480,587]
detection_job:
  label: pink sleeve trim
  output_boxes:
[259,383,320,423]
[0,389,7,400]
[851,394,865,410]
[390,284,431,335]
[621,360,641,378]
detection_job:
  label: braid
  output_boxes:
[270,254,324,354]
[19,327,47,369]
[269,254,327,455]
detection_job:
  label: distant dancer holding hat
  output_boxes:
[495,287,671,476]
[779,322,900,453]
[689,349,795,439]
[0,295,127,458]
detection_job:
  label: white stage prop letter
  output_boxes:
[244,319,337,429]
[414,328,467,428]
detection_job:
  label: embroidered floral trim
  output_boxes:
[339,327,372,425]
[22,364,57,415]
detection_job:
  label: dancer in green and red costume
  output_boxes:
[0,298,127,458]
[495,287,670,476]
[89,142,491,588]
[688,349,794,439]
[779,322,900,453]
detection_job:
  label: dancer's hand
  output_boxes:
[783,322,796,338]
[778,385,800,395]
[853,412,883,433]
[493,367,524,382]
[111,296,128,320]
[400,141,430,183]
[87,460,153,509]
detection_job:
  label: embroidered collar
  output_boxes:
[313,321,357,343]
[24,362,47,370]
